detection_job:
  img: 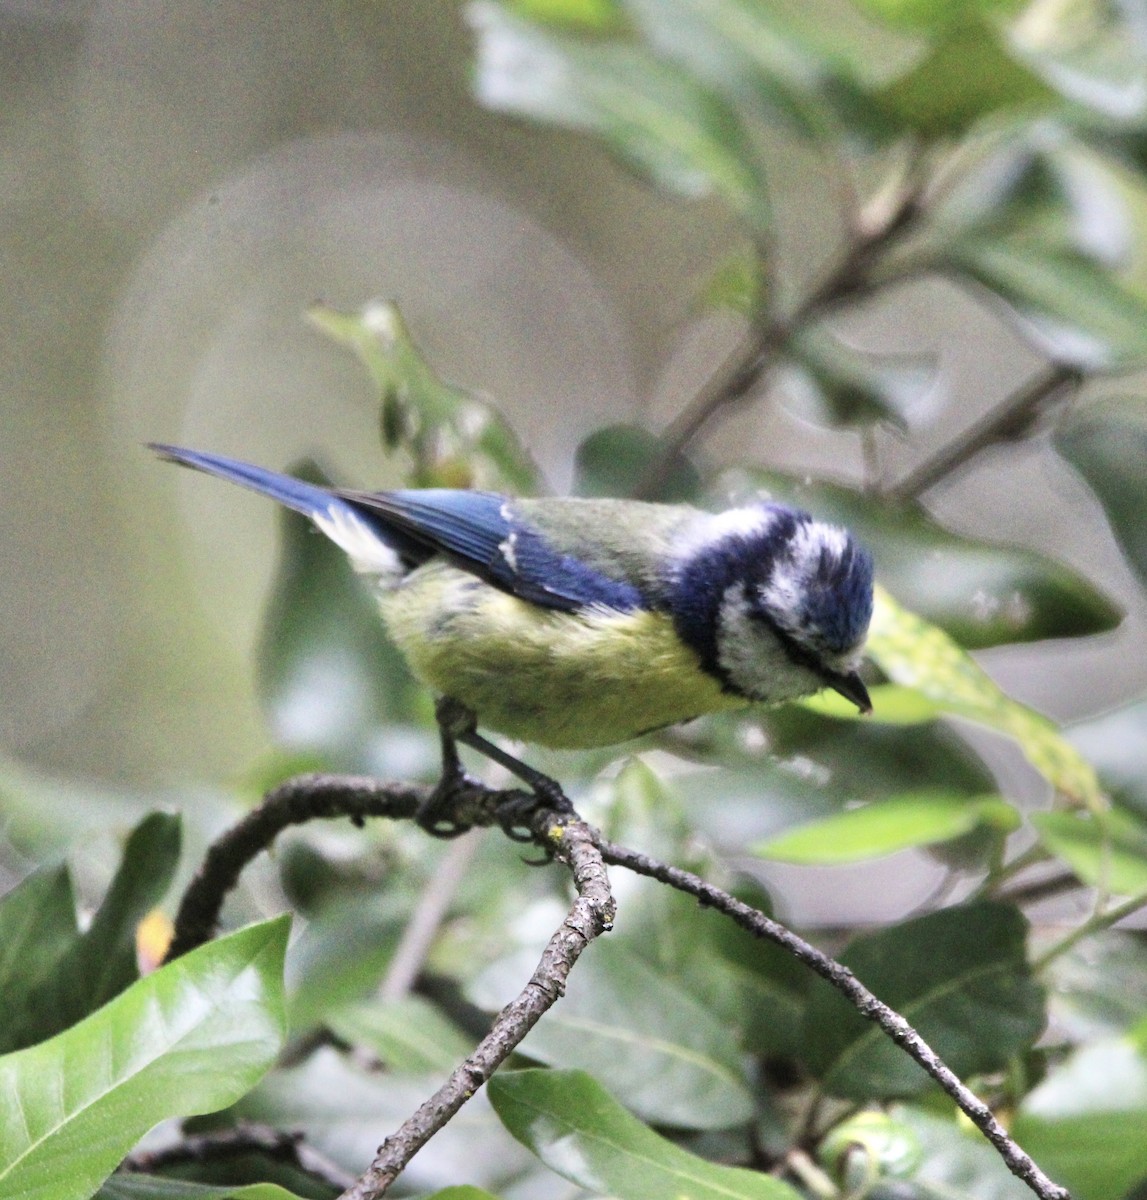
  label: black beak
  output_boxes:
[827,669,872,715]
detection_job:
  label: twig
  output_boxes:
[379,829,482,1001]
[164,774,429,962]
[597,838,1071,1200]
[159,770,1067,1200]
[120,1121,355,1191]
[996,870,1086,909]
[887,362,1083,502]
[1033,889,1147,972]
[339,813,615,1200]
[637,183,925,498]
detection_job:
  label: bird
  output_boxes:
[151,444,874,826]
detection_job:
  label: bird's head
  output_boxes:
[670,504,875,712]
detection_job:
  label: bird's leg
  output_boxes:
[415,701,488,838]
[425,697,574,842]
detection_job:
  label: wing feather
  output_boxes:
[341,488,645,613]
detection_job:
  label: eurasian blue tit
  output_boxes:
[151,445,874,750]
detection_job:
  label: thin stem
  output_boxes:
[340,815,614,1200]
[783,1148,839,1199]
[379,830,482,1001]
[636,181,927,499]
[887,362,1083,502]
[1033,889,1147,972]
[997,870,1086,909]
[598,838,1071,1200]
[976,842,1053,899]
[120,1123,356,1191]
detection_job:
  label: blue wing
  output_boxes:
[342,488,646,613]
[151,445,645,613]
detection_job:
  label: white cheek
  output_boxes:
[759,562,803,634]
[717,589,822,704]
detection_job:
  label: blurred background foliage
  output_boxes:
[3,1,1147,1199]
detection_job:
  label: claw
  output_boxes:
[420,695,578,842]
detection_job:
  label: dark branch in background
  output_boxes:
[156,770,1070,1200]
[637,153,1087,510]
[888,362,1084,502]
[636,183,925,498]
[121,1123,355,1192]
[341,814,614,1200]
[598,838,1070,1200]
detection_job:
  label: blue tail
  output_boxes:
[149,443,341,519]
[150,443,401,575]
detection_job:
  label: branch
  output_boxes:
[120,1122,356,1191]
[339,813,614,1200]
[637,184,925,499]
[160,769,1067,1200]
[1033,888,1147,972]
[164,773,429,962]
[598,838,1071,1200]
[887,362,1084,502]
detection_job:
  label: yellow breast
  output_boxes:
[377,563,744,748]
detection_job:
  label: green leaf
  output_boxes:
[469,3,772,233]
[803,902,1045,1098]
[489,1068,801,1198]
[950,238,1147,367]
[867,586,1106,808]
[518,936,754,1130]
[874,18,1056,136]
[854,0,1024,31]
[1,812,182,1054]
[573,424,700,501]
[0,916,289,1200]
[934,136,1132,269]
[257,460,427,769]
[622,0,894,142]
[64,811,181,1012]
[1056,395,1147,586]
[799,683,940,723]
[97,1178,305,1200]
[575,764,807,1059]
[0,866,77,1041]
[286,903,404,1032]
[326,996,473,1075]
[1044,931,1147,1040]
[424,1190,504,1200]
[780,326,937,432]
[1016,2,1147,123]
[717,468,1122,647]
[235,1046,531,1184]
[1014,1033,1147,1200]
[309,300,537,492]
[678,711,997,859]
[762,701,998,796]
[507,0,622,29]
[1031,807,1147,894]
[819,1110,923,1180]
[697,880,809,1059]
[754,791,1019,864]
[889,1104,1035,1198]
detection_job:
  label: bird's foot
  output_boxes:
[420,696,576,842]
[415,699,485,838]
